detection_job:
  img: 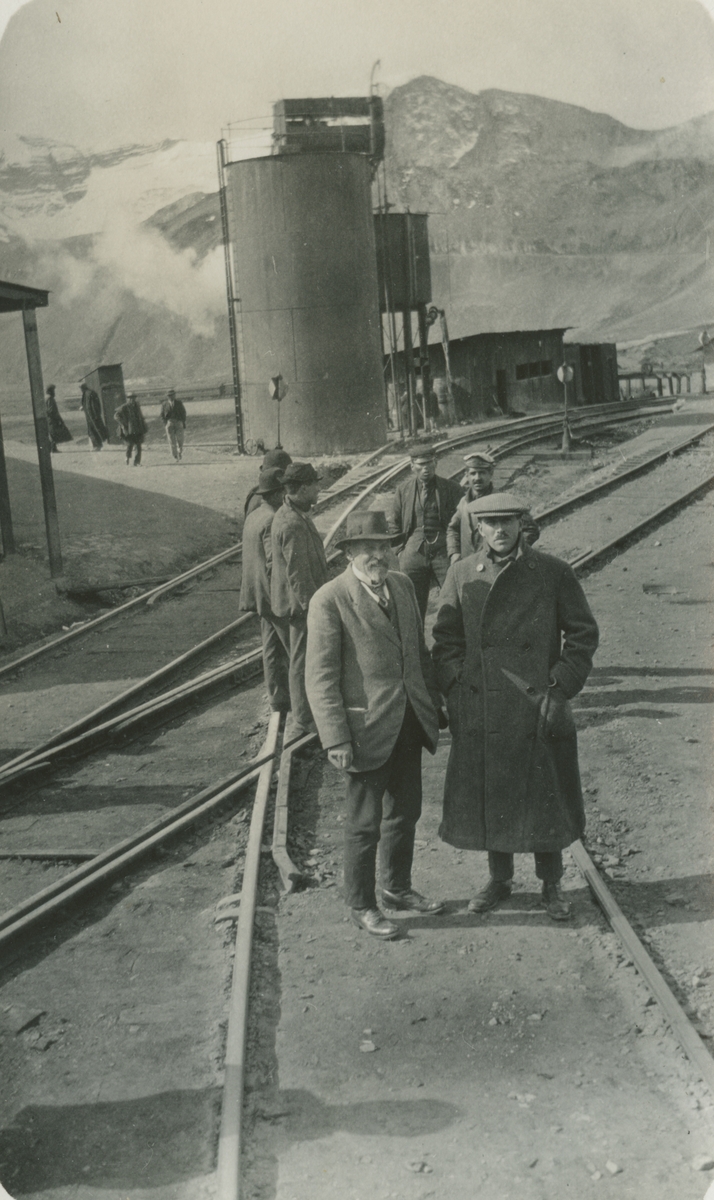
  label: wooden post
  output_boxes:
[0,409,15,555]
[402,309,418,436]
[667,375,675,396]
[657,376,664,397]
[22,307,63,578]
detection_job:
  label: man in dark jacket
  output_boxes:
[306,510,445,938]
[160,389,187,462]
[115,393,148,466]
[432,491,599,921]
[244,448,292,516]
[388,443,463,624]
[447,450,539,561]
[45,385,72,452]
[239,467,289,713]
[80,383,108,450]
[270,462,329,735]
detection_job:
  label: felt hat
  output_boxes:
[262,448,292,471]
[256,466,285,494]
[334,509,399,549]
[282,461,322,486]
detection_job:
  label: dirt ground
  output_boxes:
[1,401,713,1199]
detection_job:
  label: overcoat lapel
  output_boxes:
[345,569,401,648]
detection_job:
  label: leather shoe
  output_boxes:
[467,879,512,913]
[351,907,399,939]
[382,888,445,915]
[541,882,572,921]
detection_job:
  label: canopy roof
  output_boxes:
[0,279,49,314]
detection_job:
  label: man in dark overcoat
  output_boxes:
[446,450,539,563]
[388,443,463,624]
[114,393,148,466]
[270,462,328,735]
[239,467,289,713]
[80,383,109,450]
[45,385,73,452]
[432,491,599,920]
[306,510,445,939]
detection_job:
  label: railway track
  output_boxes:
[1,401,713,1198]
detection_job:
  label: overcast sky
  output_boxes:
[1,0,714,152]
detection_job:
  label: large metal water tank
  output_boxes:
[224,153,387,455]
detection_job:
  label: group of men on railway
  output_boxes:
[240,441,599,938]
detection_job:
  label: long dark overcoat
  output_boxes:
[431,542,598,853]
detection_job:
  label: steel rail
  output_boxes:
[0,646,263,789]
[534,422,714,526]
[0,738,283,948]
[571,471,714,572]
[0,541,245,681]
[0,613,256,778]
[572,840,714,1091]
[217,711,282,1200]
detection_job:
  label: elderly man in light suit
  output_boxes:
[306,510,446,939]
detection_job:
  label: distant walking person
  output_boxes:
[270,462,328,736]
[244,448,292,517]
[115,393,148,466]
[161,389,187,462]
[80,382,108,451]
[45,385,72,453]
[239,467,290,713]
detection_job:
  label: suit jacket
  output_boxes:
[239,501,278,617]
[305,566,440,772]
[389,474,463,564]
[270,497,329,618]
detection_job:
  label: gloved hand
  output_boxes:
[539,686,576,739]
[327,741,353,770]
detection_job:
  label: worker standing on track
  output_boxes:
[306,510,446,939]
[270,462,328,737]
[244,448,292,517]
[388,443,463,625]
[160,389,187,462]
[79,382,109,451]
[432,491,599,921]
[239,466,290,714]
[447,450,540,562]
[45,385,73,453]
[115,392,148,466]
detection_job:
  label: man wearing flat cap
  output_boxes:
[447,450,540,562]
[389,443,463,624]
[432,491,599,920]
[239,467,289,713]
[306,510,445,939]
[244,448,292,517]
[271,462,329,735]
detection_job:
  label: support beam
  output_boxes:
[22,307,63,578]
[0,409,15,555]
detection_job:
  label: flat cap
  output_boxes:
[262,448,292,471]
[464,449,495,466]
[407,441,438,461]
[467,490,527,517]
[256,467,285,494]
[282,461,322,486]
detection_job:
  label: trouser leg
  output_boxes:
[343,762,390,910]
[488,851,515,882]
[125,441,132,462]
[260,616,290,712]
[379,706,424,894]
[534,851,564,883]
[134,440,142,465]
[176,424,184,457]
[287,615,314,731]
[166,423,178,459]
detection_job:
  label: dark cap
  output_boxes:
[167,389,176,398]
[46,384,55,394]
[262,448,292,471]
[256,467,285,495]
[335,510,399,549]
[282,462,322,486]
[128,392,138,400]
[407,441,438,462]
[467,491,527,518]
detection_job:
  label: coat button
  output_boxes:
[528,562,536,570]
[522,642,531,651]
[476,563,485,572]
